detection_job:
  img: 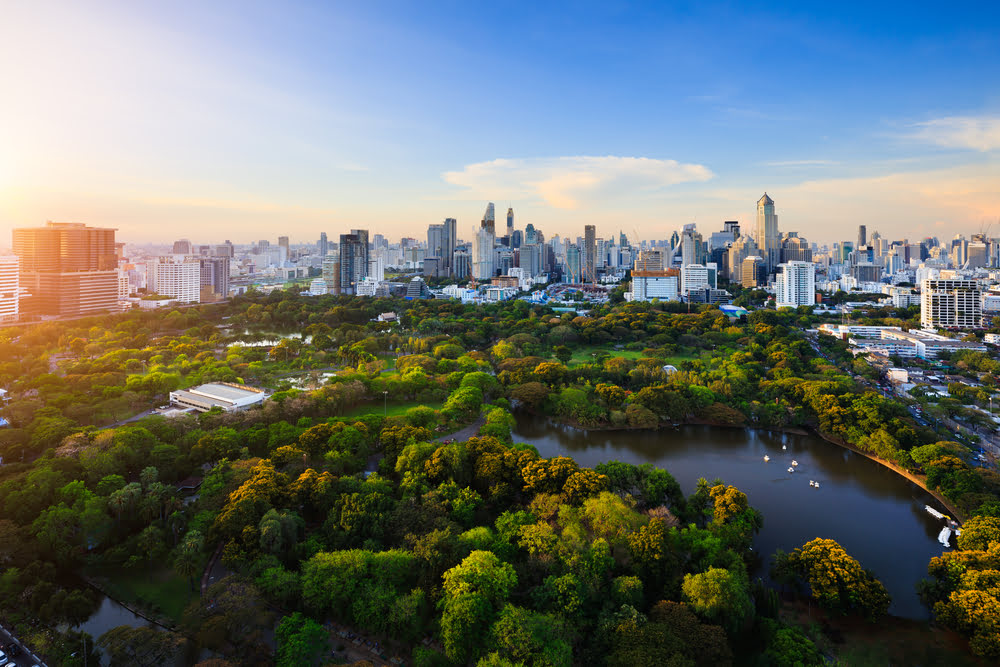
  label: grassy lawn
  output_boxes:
[564,345,648,366]
[92,565,196,624]
[340,399,444,419]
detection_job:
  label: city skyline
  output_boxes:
[1,2,998,244]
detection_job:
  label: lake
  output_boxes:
[512,415,951,619]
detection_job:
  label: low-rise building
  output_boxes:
[169,382,267,412]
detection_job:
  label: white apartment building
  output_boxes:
[472,227,495,280]
[150,257,201,303]
[775,261,816,308]
[680,264,710,296]
[117,269,130,299]
[0,256,19,322]
[921,278,982,329]
[627,271,679,302]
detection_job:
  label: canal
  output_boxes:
[512,416,950,619]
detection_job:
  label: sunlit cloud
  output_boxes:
[442,156,713,209]
[910,115,1000,151]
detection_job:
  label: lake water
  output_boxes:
[512,416,952,619]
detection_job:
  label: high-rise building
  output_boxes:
[506,208,514,240]
[921,279,982,329]
[0,256,19,322]
[427,224,444,263]
[278,236,289,251]
[857,225,867,249]
[755,193,779,272]
[634,249,664,272]
[565,243,582,283]
[780,233,813,263]
[443,218,457,276]
[680,224,703,267]
[584,225,596,283]
[775,261,816,308]
[727,235,759,283]
[150,257,201,303]
[318,232,329,257]
[338,230,369,294]
[12,222,118,317]
[741,256,766,288]
[452,250,471,280]
[481,203,496,235]
[172,239,193,254]
[681,264,710,296]
[321,256,340,293]
[200,257,230,301]
[519,243,542,277]
[472,226,495,280]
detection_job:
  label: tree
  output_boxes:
[490,604,572,667]
[98,625,187,667]
[681,566,752,631]
[174,530,204,591]
[441,551,518,663]
[778,538,890,620]
[276,612,328,667]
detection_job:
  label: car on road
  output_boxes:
[5,643,20,657]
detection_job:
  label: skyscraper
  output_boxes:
[338,230,369,294]
[506,208,514,240]
[755,193,779,272]
[318,232,329,257]
[472,225,496,280]
[481,203,496,235]
[566,243,582,283]
[921,279,982,329]
[443,217,457,276]
[584,225,596,283]
[172,239,193,254]
[857,225,867,249]
[12,222,118,317]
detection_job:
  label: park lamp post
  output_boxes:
[383,390,388,416]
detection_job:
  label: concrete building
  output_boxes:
[12,222,118,317]
[169,382,267,412]
[921,278,982,329]
[0,256,19,322]
[634,249,665,271]
[199,257,230,301]
[150,257,201,303]
[680,264,710,296]
[627,270,679,302]
[775,261,816,308]
[565,244,582,283]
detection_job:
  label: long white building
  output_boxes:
[775,261,816,308]
[0,256,19,322]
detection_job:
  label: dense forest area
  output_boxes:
[0,290,999,664]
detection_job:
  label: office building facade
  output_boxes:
[775,261,816,308]
[0,256,19,322]
[12,222,118,317]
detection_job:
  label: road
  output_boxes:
[0,622,45,666]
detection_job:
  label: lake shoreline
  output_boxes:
[520,411,964,523]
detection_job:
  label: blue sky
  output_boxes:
[1,1,998,245]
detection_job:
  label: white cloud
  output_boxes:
[442,156,713,209]
[911,115,1000,151]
